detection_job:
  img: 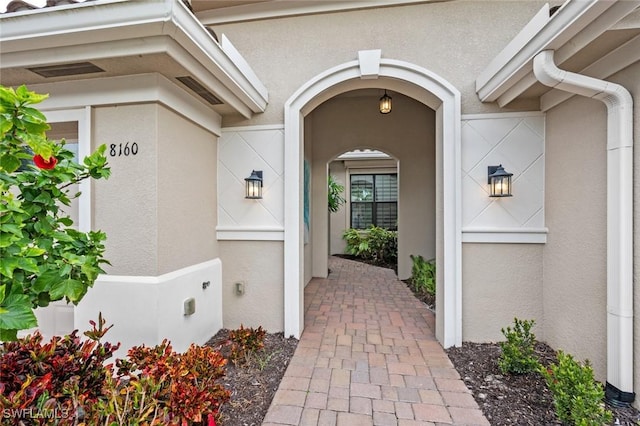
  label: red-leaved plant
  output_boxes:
[0,316,230,426]
[115,340,230,425]
[0,314,119,424]
[227,325,266,366]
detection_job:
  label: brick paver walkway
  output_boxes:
[263,257,489,426]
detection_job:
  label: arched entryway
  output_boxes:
[283,50,462,348]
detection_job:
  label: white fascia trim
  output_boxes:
[0,0,267,117]
[476,0,639,104]
[462,227,548,244]
[97,258,221,284]
[33,73,222,136]
[197,0,434,25]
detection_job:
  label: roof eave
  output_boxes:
[475,0,640,107]
[0,0,268,118]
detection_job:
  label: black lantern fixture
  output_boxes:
[245,170,263,199]
[488,165,513,197]
[379,90,392,114]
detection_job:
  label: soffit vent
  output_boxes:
[176,76,223,105]
[27,62,105,78]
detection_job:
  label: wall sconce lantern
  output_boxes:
[488,165,513,197]
[245,170,263,199]
[379,90,392,114]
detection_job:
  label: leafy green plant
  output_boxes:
[343,228,369,258]
[367,225,397,265]
[498,318,540,375]
[228,324,266,366]
[328,174,345,213]
[0,84,111,341]
[409,254,435,296]
[541,351,613,425]
[342,225,397,266]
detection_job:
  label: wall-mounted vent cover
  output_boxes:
[28,62,105,78]
[176,76,223,105]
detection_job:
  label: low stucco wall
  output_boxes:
[219,240,284,332]
[462,243,544,342]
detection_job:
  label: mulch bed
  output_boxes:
[447,341,640,425]
[204,329,298,426]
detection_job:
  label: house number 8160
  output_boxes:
[109,142,139,157]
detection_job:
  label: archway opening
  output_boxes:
[304,89,436,284]
[284,52,461,348]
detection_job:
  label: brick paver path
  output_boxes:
[263,257,489,426]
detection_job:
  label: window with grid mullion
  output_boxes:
[350,173,397,230]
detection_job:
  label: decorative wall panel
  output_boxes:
[461,113,546,243]
[218,125,285,240]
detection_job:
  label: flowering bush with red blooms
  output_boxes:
[0,84,110,341]
[32,154,58,170]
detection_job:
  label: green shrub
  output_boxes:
[541,351,612,425]
[409,255,435,296]
[342,225,397,266]
[343,228,369,258]
[498,318,540,375]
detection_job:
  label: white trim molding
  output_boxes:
[197,0,445,25]
[284,50,462,348]
[216,226,284,241]
[462,227,548,244]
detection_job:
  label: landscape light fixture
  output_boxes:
[488,165,513,197]
[245,170,263,199]
[379,90,392,114]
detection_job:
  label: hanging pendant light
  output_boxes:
[379,90,392,114]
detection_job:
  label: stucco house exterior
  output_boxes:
[1,0,638,407]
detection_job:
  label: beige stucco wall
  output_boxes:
[93,104,159,276]
[93,103,219,276]
[543,61,640,390]
[308,94,435,280]
[157,105,219,274]
[214,1,545,128]
[219,240,284,331]
[462,243,544,342]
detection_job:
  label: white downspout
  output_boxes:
[533,50,634,405]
